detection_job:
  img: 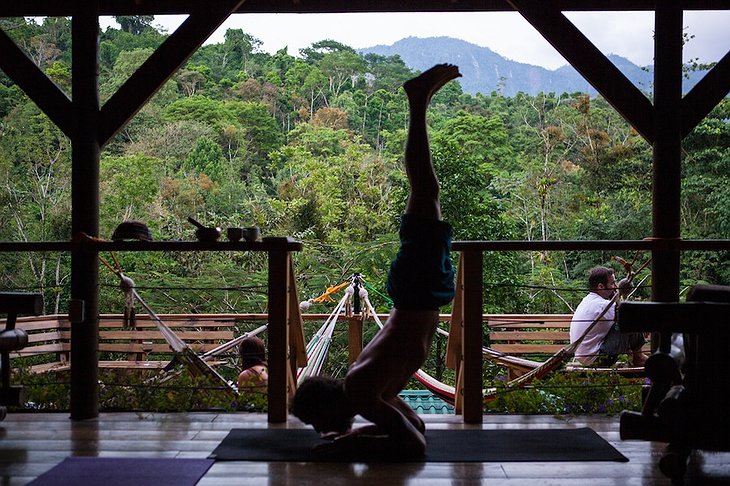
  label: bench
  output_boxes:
[5,314,244,373]
[483,314,650,379]
[1,292,43,414]
[6,311,648,379]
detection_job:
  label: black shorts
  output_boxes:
[386,215,455,310]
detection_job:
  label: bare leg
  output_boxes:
[389,396,426,433]
[403,64,461,220]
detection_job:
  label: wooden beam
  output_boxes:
[651,2,683,354]
[449,260,465,414]
[267,246,289,423]
[3,0,728,16]
[2,238,727,253]
[445,260,464,370]
[507,0,655,143]
[229,0,730,14]
[681,50,730,138]
[98,1,245,146]
[346,319,363,366]
[287,256,307,367]
[619,302,730,333]
[69,5,101,421]
[0,28,74,138]
[461,250,483,424]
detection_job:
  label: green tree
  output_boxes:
[123,120,216,168]
[164,96,229,127]
[270,123,396,244]
[182,137,226,182]
[362,53,413,92]
[0,101,71,311]
[318,51,366,101]
[285,61,328,119]
[299,39,356,63]
[99,154,163,235]
[679,99,730,284]
[102,48,177,102]
[114,16,155,35]
[225,100,283,174]
[99,23,167,77]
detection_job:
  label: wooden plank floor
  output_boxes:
[2,412,729,485]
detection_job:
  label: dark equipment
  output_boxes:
[618,285,730,479]
[0,292,43,420]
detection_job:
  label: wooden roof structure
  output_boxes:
[1,1,729,423]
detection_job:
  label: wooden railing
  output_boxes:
[4,238,730,423]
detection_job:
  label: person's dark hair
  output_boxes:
[588,266,614,290]
[290,376,354,433]
[239,336,266,369]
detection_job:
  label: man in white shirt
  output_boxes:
[570,266,647,366]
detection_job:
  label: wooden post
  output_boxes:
[69,5,100,420]
[461,250,483,424]
[267,245,289,422]
[445,260,463,370]
[447,258,464,414]
[347,318,363,366]
[287,258,307,386]
[651,3,683,353]
[454,363,464,415]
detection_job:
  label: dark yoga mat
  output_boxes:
[28,457,214,486]
[209,427,628,463]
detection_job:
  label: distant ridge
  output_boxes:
[360,36,703,96]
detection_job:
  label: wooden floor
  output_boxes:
[2,412,729,485]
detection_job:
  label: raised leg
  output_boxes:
[403,64,461,221]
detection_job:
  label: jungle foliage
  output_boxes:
[1,18,728,411]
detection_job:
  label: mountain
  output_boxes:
[359,36,703,96]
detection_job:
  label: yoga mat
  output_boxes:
[28,457,214,486]
[209,427,628,463]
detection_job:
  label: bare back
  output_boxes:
[345,308,439,400]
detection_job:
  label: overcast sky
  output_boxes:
[104,11,728,70]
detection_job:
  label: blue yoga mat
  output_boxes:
[28,457,214,486]
[210,427,629,462]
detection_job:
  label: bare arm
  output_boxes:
[354,397,426,455]
[314,404,426,458]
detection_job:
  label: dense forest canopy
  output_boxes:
[1,16,729,317]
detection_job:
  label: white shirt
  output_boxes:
[570,292,615,364]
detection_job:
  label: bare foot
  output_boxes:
[403,64,461,105]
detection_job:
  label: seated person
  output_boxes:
[237,336,268,391]
[290,64,461,458]
[570,266,647,367]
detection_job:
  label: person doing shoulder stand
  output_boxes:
[290,64,461,459]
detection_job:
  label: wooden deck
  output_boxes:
[2,412,729,485]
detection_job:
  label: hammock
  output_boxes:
[154,323,269,386]
[444,269,649,403]
[99,254,238,399]
[318,280,608,406]
[476,271,650,379]
[360,269,647,405]
[297,288,352,382]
